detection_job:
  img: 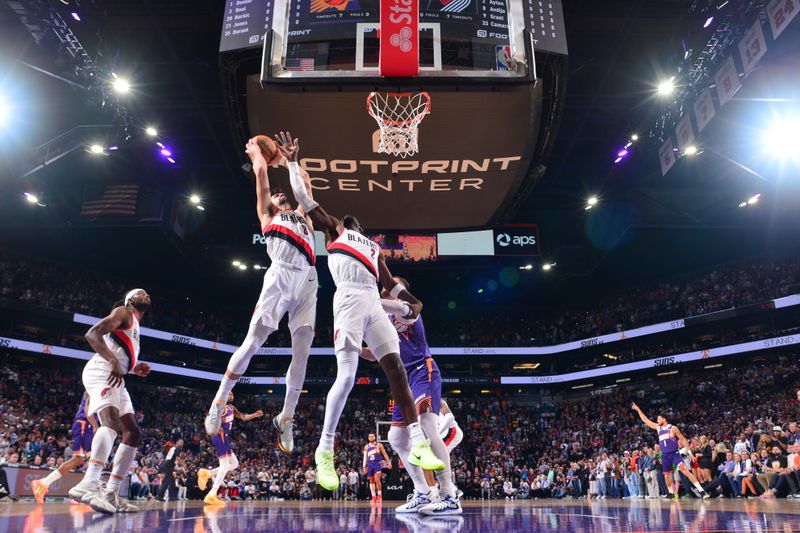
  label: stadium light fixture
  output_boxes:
[747,194,760,205]
[111,75,130,94]
[24,192,38,204]
[542,263,554,271]
[232,260,241,267]
[160,149,172,157]
[71,12,80,22]
[88,144,105,154]
[631,134,639,142]
[238,264,247,270]
[587,196,598,206]
[0,99,8,126]
[189,194,201,205]
[684,145,699,156]
[763,118,800,161]
[196,204,205,211]
[519,264,533,271]
[145,127,158,137]
[657,78,675,97]
[703,16,714,28]
[738,201,748,208]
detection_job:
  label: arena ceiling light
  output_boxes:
[111,74,130,94]
[189,194,201,205]
[24,192,46,207]
[542,263,555,271]
[231,260,241,267]
[630,134,639,142]
[585,196,599,210]
[683,145,700,156]
[747,193,761,205]
[657,78,675,97]
[0,98,8,127]
[519,264,534,271]
[145,127,158,137]
[763,118,800,162]
[238,264,247,271]
[88,144,105,155]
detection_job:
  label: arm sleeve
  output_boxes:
[379,299,412,317]
[287,161,319,213]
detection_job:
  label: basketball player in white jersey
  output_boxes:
[205,136,317,455]
[68,289,152,514]
[275,132,445,491]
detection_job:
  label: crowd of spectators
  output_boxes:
[1,353,799,502]
[2,252,798,349]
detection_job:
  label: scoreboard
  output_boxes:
[220,0,567,56]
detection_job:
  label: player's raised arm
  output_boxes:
[246,138,275,227]
[275,132,340,241]
[85,306,131,387]
[377,255,422,319]
[631,403,659,430]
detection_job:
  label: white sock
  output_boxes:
[213,376,238,405]
[85,426,117,482]
[107,443,137,493]
[210,457,229,495]
[281,327,312,421]
[41,469,62,488]
[693,481,704,492]
[421,412,456,498]
[319,346,358,451]
[408,422,425,445]
[370,484,376,497]
[388,426,432,494]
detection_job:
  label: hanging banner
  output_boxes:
[714,56,742,107]
[767,0,799,40]
[659,138,677,176]
[675,114,696,152]
[739,19,768,77]
[693,89,716,133]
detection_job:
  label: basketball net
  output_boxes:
[367,91,431,158]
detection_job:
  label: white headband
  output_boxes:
[125,289,145,305]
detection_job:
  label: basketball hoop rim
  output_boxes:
[366,91,431,127]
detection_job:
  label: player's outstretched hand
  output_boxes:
[132,362,151,377]
[253,410,264,418]
[631,402,640,411]
[275,131,300,162]
[245,138,264,163]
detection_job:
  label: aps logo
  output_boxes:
[496,233,536,247]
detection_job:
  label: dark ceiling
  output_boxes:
[1,0,799,308]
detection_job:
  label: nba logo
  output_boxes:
[495,45,513,71]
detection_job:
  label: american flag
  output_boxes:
[80,183,139,218]
[285,58,315,72]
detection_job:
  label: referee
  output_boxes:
[158,439,184,501]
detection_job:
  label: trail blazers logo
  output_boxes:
[439,0,471,13]
[100,387,111,398]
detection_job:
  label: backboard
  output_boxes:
[220,0,568,231]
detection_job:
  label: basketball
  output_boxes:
[254,135,282,166]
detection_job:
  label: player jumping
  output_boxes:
[32,393,98,504]
[68,289,152,514]
[205,136,317,455]
[362,278,461,515]
[632,402,710,499]
[364,433,391,503]
[275,132,444,492]
[199,393,264,507]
